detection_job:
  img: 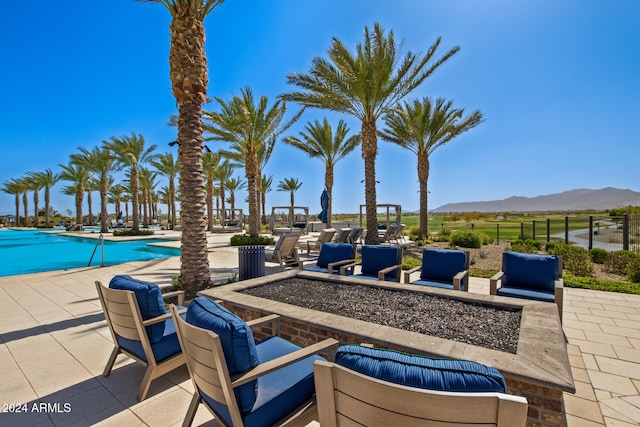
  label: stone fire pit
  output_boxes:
[199,270,575,427]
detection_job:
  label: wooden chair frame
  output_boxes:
[304,228,336,255]
[95,280,186,401]
[267,233,301,271]
[170,305,339,427]
[314,360,528,427]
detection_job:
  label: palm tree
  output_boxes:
[151,153,179,230]
[59,162,91,226]
[214,158,235,226]
[381,97,483,237]
[109,184,128,223]
[261,174,273,225]
[139,167,158,228]
[204,87,300,236]
[277,177,303,228]
[25,174,43,227]
[203,151,221,231]
[105,133,156,231]
[284,118,360,227]
[27,169,61,227]
[71,146,118,233]
[138,0,224,296]
[2,178,24,226]
[225,177,246,219]
[284,23,459,244]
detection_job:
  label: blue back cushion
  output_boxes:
[109,275,167,343]
[186,297,259,413]
[503,252,559,292]
[316,243,353,268]
[421,249,467,282]
[335,345,506,393]
[361,245,400,279]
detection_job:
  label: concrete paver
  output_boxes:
[0,233,639,426]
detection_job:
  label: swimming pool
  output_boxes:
[0,229,180,277]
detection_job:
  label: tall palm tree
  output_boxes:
[204,87,300,236]
[284,23,459,244]
[139,167,158,228]
[105,133,156,231]
[284,118,360,227]
[214,158,235,226]
[109,183,128,223]
[1,178,24,226]
[59,162,91,226]
[151,153,179,230]
[27,169,61,227]
[202,150,221,231]
[381,97,483,237]
[225,177,246,219]
[71,146,118,233]
[261,174,273,225]
[25,174,43,227]
[277,177,303,228]
[138,0,223,296]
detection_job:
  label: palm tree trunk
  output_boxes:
[87,192,93,225]
[170,180,176,229]
[178,102,211,295]
[33,191,40,226]
[131,169,140,231]
[143,190,149,228]
[325,167,334,227]
[246,153,261,236]
[22,192,28,227]
[207,178,214,231]
[45,187,51,226]
[100,178,109,233]
[14,195,20,227]
[75,187,84,226]
[362,121,379,244]
[418,153,430,237]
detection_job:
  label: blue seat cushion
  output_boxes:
[411,279,456,290]
[316,243,353,268]
[117,309,185,363]
[503,252,559,293]
[335,345,506,393]
[109,275,167,343]
[497,286,555,303]
[186,297,260,413]
[421,249,467,283]
[360,245,400,280]
[202,336,324,427]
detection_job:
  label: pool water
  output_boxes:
[0,229,180,277]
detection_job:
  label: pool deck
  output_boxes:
[1,232,639,426]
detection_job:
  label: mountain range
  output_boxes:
[432,187,640,213]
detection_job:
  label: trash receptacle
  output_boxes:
[238,246,266,281]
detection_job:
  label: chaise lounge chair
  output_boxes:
[314,345,527,427]
[404,248,470,291]
[333,227,351,243]
[170,297,339,427]
[95,276,186,401]
[303,227,336,255]
[265,233,300,271]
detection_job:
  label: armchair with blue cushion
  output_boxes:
[340,245,402,282]
[404,248,470,291]
[490,252,564,320]
[298,242,355,274]
[314,345,527,426]
[170,297,339,427]
[95,275,187,401]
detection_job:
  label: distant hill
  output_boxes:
[432,187,640,213]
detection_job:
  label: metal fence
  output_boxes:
[516,214,640,254]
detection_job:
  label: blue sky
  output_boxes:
[1,0,639,218]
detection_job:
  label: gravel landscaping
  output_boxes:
[242,278,522,354]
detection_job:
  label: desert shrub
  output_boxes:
[113,229,154,237]
[402,255,421,270]
[479,232,493,245]
[449,230,482,248]
[589,248,609,264]
[564,274,640,294]
[625,258,640,283]
[605,250,638,275]
[230,234,275,246]
[547,243,594,277]
[525,239,542,250]
[430,227,450,243]
[545,241,557,252]
[509,241,538,254]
